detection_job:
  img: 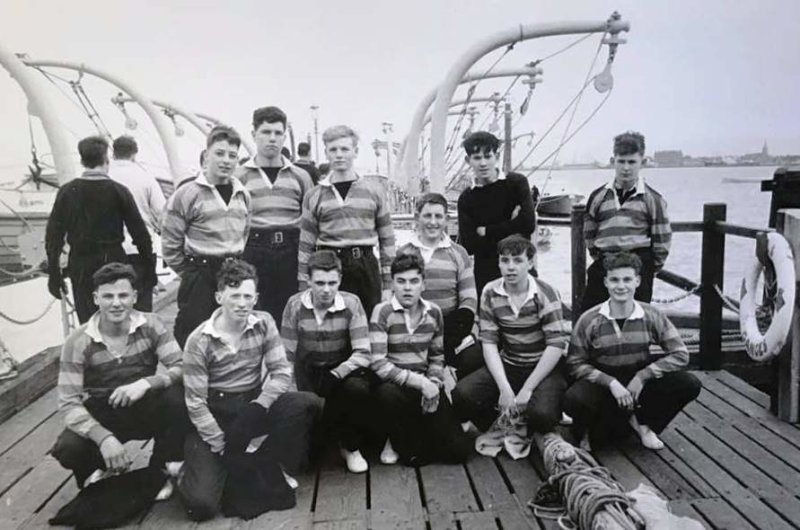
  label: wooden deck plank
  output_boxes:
[495,457,547,530]
[496,509,539,530]
[136,497,195,530]
[313,467,367,525]
[0,413,63,496]
[618,439,702,500]
[419,463,478,515]
[593,447,659,493]
[646,431,719,500]
[690,498,757,530]
[710,370,770,408]
[0,388,57,457]
[456,511,498,530]
[464,455,517,513]
[312,520,366,530]
[0,457,71,529]
[668,500,711,529]
[759,496,800,530]
[368,464,424,529]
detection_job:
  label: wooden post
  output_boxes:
[699,203,726,370]
[775,209,800,422]
[571,204,587,323]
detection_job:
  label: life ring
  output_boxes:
[740,232,796,361]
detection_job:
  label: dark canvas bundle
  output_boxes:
[221,451,296,520]
[49,467,166,529]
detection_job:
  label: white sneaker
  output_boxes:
[560,412,573,426]
[638,426,665,450]
[83,468,113,488]
[164,461,183,478]
[341,449,368,474]
[155,479,174,501]
[282,470,298,489]
[380,439,399,465]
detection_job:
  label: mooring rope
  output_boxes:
[0,298,58,326]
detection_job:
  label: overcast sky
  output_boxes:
[2,0,799,180]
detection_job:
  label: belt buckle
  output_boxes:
[352,247,362,259]
[273,231,284,244]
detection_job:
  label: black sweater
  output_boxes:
[45,172,152,271]
[457,172,536,258]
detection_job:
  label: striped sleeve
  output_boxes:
[583,188,602,259]
[297,191,319,289]
[648,190,672,270]
[369,304,426,389]
[183,333,225,453]
[332,298,373,378]
[478,287,500,345]
[566,311,615,387]
[280,296,301,364]
[537,283,570,355]
[425,307,445,384]
[145,315,182,389]
[161,191,189,275]
[58,333,112,445]
[455,246,478,313]
[254,317,293,410]
[639,310,688,381]
[375,186,396,290]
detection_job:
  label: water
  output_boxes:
[529,166,777,315]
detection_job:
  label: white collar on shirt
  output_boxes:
[85,310,147,343]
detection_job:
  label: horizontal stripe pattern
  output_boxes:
[369,300,444,389]
[161,176,251,274]
[58,312,182,442]
[281,290,372,378]
[397,241,477,316]
[479,278,569,367]
[298,176,396,288]
[567,302,689,387]
[183,309,291,453]
[235,163,312,229]
[583,183,671,269]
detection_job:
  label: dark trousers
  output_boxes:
[174,259,222,348]
[243,228,299,326]
[126,253,155,312]
[582,248,656,312]
[452,362,567,434]
[51,384,189,488]
[374,382,471,465]
[474,256,500,307]
[321,247,382,318]
[178,390,322,521]
[298,364,377,452]
[563,371,701,447]
[68,247,127,323]
[442,311,484,380]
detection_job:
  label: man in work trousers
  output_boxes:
[161,125,251,347]
[281,250,376,474]
[298,124,396,318]
[45,135,153,323]
[51,263,187,500]
[564,251,700,451]
[109,135,166,311]
[582,131,671,311]
[178,259,321,521]
[237,107,313,325]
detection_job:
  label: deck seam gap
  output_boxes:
[0,465,34,498]
[673,427,752,495]
[0,409,59,459]
[758,495,800,529]
[712,373,771,409]
[462,462,484,511]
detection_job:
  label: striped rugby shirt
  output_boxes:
[235,157,313,229]
[281,289,372,379]
[298,175,396,289]
[479,275,569,368]
[161,173,251,275]
[369,297,445,389]
[567,300,688,387]
[583,176,671,269]
[57,311,182,444]
[183,309,292,453]
[397,234,477,316]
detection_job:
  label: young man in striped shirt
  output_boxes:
[237,107,314,324]
[370,253,472,466]
[178,259,321,521]
[162,125,251,347]
[298,125,396,318]
[452,235,570,437]
[582,131,671,311]
[565,252,700,451]
[397,192,482,379]
[51,263,187,497]
[282,250,376,474]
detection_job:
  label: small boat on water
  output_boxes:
[536,193,584,217]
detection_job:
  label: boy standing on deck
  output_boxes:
[370,253,472,466]
[452,235,570,438]
[581,131,671,311]
[298,125,396,318]
[281,250,376,474]
[397,192,483,379]
[457,131,537,300]
[237,107,313,324]
[51,263,187,498]
[564,252,700,451]
[161,125,251,347]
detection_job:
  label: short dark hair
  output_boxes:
[297,142,311,156]
[199,149,206,166]
[462,131,500,156]
[78,136,109,169]
[281,147,291,160]
[216,258,258,291]
[252,106,287,131]
[613,131,645,156]
[603,251,642,275]
[92,262,137,290]
[307,250,342,276]
[497,234,535,260]
[206,125,241,149]
[415,192,448,214]
[319,162,330,175]
[391,253,425,278]
[112,136,138,159]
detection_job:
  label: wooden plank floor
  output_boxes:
[4,369,800,529]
